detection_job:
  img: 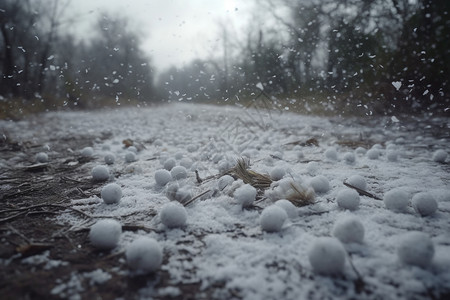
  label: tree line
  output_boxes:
[1,0,449,114]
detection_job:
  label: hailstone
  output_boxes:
[159,202,188,228]
[366,149,380,160]
[325,147,338,160]
[270,166,286,181]
[124,151,136,163]
[234,184,257,207]
[343,152,355,164]
[164,158,176,171]
[81,146,94,157]
[310,175,330,194]
[308,237,346,275]
[171,166,187,180]
[346,175,367,191]
[35,152,48,163]
[218,175,234,191]
[155,169,172,186]
[355,147,366,155]
[397,231,434,268]
[386,150,399,162]
[260,205,288,232]
[101,183,122,204]
[274,199,297,219]
[412,192,438,216]
[126,237,163,273]
[336,189,360,210]
[432,149,447,163]
[127,146,138,153]
[383,188,410,212]
[89,219,122,250]
[92,165,110,181]
[332,216,365,244]
[104,152,115,165]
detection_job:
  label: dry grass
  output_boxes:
[229,158,272,190]
[285,182,315,207]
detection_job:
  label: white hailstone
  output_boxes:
[127,146,138,153]
[218,160,232,174]
[102,144,111,151]
[154,169,172,186]
[386,150,399,162]
[412,192,438,216]
[366,149,380,160]
[171,166,187,180]
[153,139,163,147]
[89,219,122,250]
[296,150,305,160]
[332,216,365,244]
[101,183,122,204]
[124,151,136,163]
[104,152,115,165]
[187,145,197,153]
[383,188,410,212]
[126,237,163,273]
[432,149,447,163]
[234,184,257,207]
[81,146,94,157]
[164,158,177,171]
[355,147,366,155]
[343,152,355,164]
[180,157,193,169]
[336,189,360,210]
[260,205,288,232]
[397,231,434,268]
[346,175,367,191]
[35,152,48,163]
[274,199,298,219]
[310,175,330,194]
[270,166,286,181]
[218,175,234,191]
[372,143,383,150]
[308,237,346,275]
[325,147,338,160]
[212,153,223,163]
[92,165,110,181]
[174,152,184,160]
[159,202,187,228]
[306,161,319,176]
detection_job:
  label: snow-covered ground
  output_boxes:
[1,103,449,299]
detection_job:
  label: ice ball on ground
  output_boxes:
[310,175,330,194]
[397,231,434,268]
[306,162,319,176]
[155,169,172,186]
[101,183,122,204]
[174,152,184,160]
[218,175,234,191]
[159,202,187,228]
[412,192,438,216]
[124,151,136,163]
[126,237,163,273]
[332,216,364,244]
[432,150,447,163]
[81,146,94,157]
[366,149,380,160]
[336,189,360,210]
[274,199,298,219]
[104,152,115,165]
[355,147,366,155]
[164,158,176,171]
[187,145,197,153]
[325,147,338,161]
[270,166,286,181]
[234,184,257,207]
[171,166,187,180]
[346,175,367,191]
[383,188,410,212]
[180,157,193,169]
[386,150,399,162]
[260,205,288,232]
[35,152,48,163]
[308,237,346,275]
[89,219,122,250]
[127,146,138,153]
[343,152,355,164]
[92,165,110,181]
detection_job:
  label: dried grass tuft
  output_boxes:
[229,158,272,190]
[285,182,315,207]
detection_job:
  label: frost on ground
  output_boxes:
[0,103,449,299]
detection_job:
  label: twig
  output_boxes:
[343,181,381,200]
[183,190,211,207]
[347,253,366,293]
[195,170,203,184]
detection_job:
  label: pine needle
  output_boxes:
[230,158,272,190]
[285,182,315,207]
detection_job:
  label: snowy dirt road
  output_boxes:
[0,103,449,300]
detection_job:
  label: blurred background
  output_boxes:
[0,0,449,118]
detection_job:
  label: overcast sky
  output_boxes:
[67,0,255,74]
